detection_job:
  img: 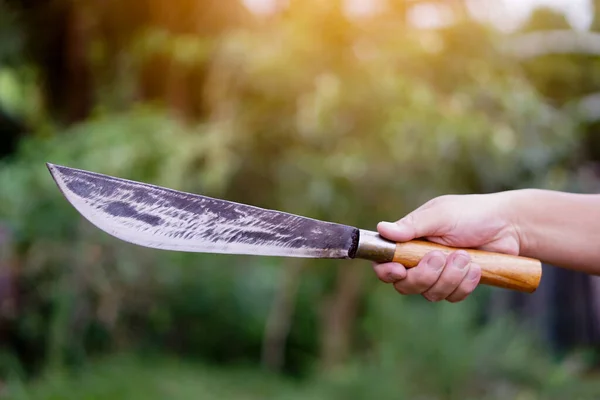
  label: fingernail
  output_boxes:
[427,253,445,271]
[467,266,481,281]
[452,251,470,270]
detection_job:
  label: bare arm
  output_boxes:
[372,189,600,303]
[510,189,600,274]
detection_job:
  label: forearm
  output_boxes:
[507,189,600,274]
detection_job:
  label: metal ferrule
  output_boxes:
[354,229,396,263]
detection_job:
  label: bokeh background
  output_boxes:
[2,0,600,398]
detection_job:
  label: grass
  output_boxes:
[5,350,600,400]
[4,355,305,400]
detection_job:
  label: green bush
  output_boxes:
[0,9,593,399]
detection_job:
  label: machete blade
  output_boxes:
[46,163,359,259]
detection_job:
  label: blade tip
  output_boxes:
[46,162,72,179]
[46,161,57,176]
[46,162,59,172]
[46,162,64,182]
[45,163,70,195]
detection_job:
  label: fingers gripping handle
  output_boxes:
[354,230,542,293]
[394,241,542,293]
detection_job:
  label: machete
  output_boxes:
[46,163,542,293]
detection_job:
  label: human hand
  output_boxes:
[373,192,522,302]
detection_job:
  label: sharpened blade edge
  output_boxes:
[46,163,359,259]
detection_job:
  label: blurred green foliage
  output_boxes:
[0,0,599,398]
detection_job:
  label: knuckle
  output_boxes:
[447,282,477,303]
[422,272,465,301]
[374,270,388,283]
[374,269,388,281]
[445,274,465,288]
[385,271,400,283]
[393,282,409,295]
[373,263,389,279]
[423,286,449,302]
[447,294,466,303]
[424,196,443,208]
[423,292,441,302]
[450,286,473,302]
[374,263,407,284]
[427,195,453,209]
[399,212,416,228]
[412,271,438,289]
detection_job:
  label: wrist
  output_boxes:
[497,189,539,257]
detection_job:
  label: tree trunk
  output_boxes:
[16,0,94,124]
[319,262,364,371]
[0,223,17,321]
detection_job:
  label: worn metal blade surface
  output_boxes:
[46,163,359,259]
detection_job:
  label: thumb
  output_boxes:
[377,207,446,243]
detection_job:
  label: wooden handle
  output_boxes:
[393,240,542,293]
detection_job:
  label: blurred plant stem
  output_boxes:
[261,258,304,371]
[319,263,364,371]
